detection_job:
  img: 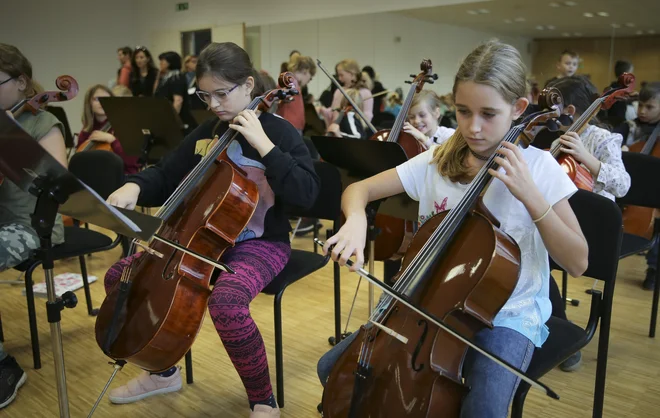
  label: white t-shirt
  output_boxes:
[395,145,577,346]
[422,126,455,149]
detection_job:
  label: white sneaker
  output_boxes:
[108,367,182,404]
[250,404,281,417]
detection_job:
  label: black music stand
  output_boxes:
[98,97,185,165]
[311,136,418,343]
[0,112,162,418]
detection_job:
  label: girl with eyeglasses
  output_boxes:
[103,42,320,418]
[0,43,68,409]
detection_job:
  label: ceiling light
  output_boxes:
[562,32,571,37]
[597,12,609,17]
[547,25,556,30]
[514,17,526,22]
[536,25,545,30]
[574,32,582,36]
[636,30,644,35]
[611,23,621,28]
[649,30,657,34]
[583,12,594,17]
[504,19,513,24]
[564,1,578,6]
[477,8,490,14]
[625,23,636,27]
[467,10,478,15]
[549,2,560,6]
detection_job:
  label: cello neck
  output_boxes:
[387,82,418,144]
[641,123,660,155]
[549,97,604,158]
[316,60,377,134]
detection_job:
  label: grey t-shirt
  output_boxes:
[0,110,65,244]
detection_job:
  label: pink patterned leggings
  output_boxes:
[104,239,291,403]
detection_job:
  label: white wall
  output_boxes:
[259,13,532,100]
[2,0,139,135]
[134,0,484,35]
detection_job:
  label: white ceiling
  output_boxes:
[398,0,660,39]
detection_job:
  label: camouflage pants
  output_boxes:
[0,223,39,272]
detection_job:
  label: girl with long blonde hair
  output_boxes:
[317,40,588,417]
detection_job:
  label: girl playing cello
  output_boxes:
[103,42,320,418]
[319,40,588,417]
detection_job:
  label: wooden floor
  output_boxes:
[1,223,659,417]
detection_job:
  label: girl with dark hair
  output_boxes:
[129,46,158,97]
[102,42,320,418]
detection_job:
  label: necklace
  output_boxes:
[469,147,489,161]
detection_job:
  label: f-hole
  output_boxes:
[162,239,179,280]
[411,319,428,372]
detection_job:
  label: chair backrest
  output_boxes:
[286,160,342,223]
[68,151,125,199]
[550,190,622,283]
[616,152,660,208]
[46,105,74,148]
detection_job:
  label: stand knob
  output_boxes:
[61,291,78,309]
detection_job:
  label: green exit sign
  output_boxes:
[176,2,189,11]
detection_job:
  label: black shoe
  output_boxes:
[0,356,26,409]
[643,268,656,291]
[559,350,582,372]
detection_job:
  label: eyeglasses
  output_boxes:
[0,77,14,87]
[196,84,239,104]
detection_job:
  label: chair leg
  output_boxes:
[562,271,568,308]
[650,256,660,337]
[0,311,4,342]
[313,225,319,254]
[78,255,98,316]
[593,290,614,418]
[24,265,41,369]
[274,291,285,408]
[510,382,530,418]
[185,349,193,384]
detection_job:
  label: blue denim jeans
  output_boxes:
[317,325,534,418]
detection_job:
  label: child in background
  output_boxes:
[327,88,365,139]
[403,90,455,149]
[544,50,579,87]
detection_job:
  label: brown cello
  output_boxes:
[549,73,635,191]
[371,60,437,261]
[321,93,565,417]
[94,73,298,372]
[623,107,660,238]
[1,75,79,186]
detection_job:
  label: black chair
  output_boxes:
[511,190,623,418]
[616,152,660,337]
[187,161,343,407]
[16,150,125,369]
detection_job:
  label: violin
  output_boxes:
[327,104,354,137]
[94,73,298,372]
[1,75,79,186]
[76,120,113,153]
[321,90,566,417]
[371,60,436,261]
[549,73,635,192]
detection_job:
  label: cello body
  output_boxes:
[557,154,594,191]
[322,208,521,417]
[622,139,659,239]
[95,150,259,371]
